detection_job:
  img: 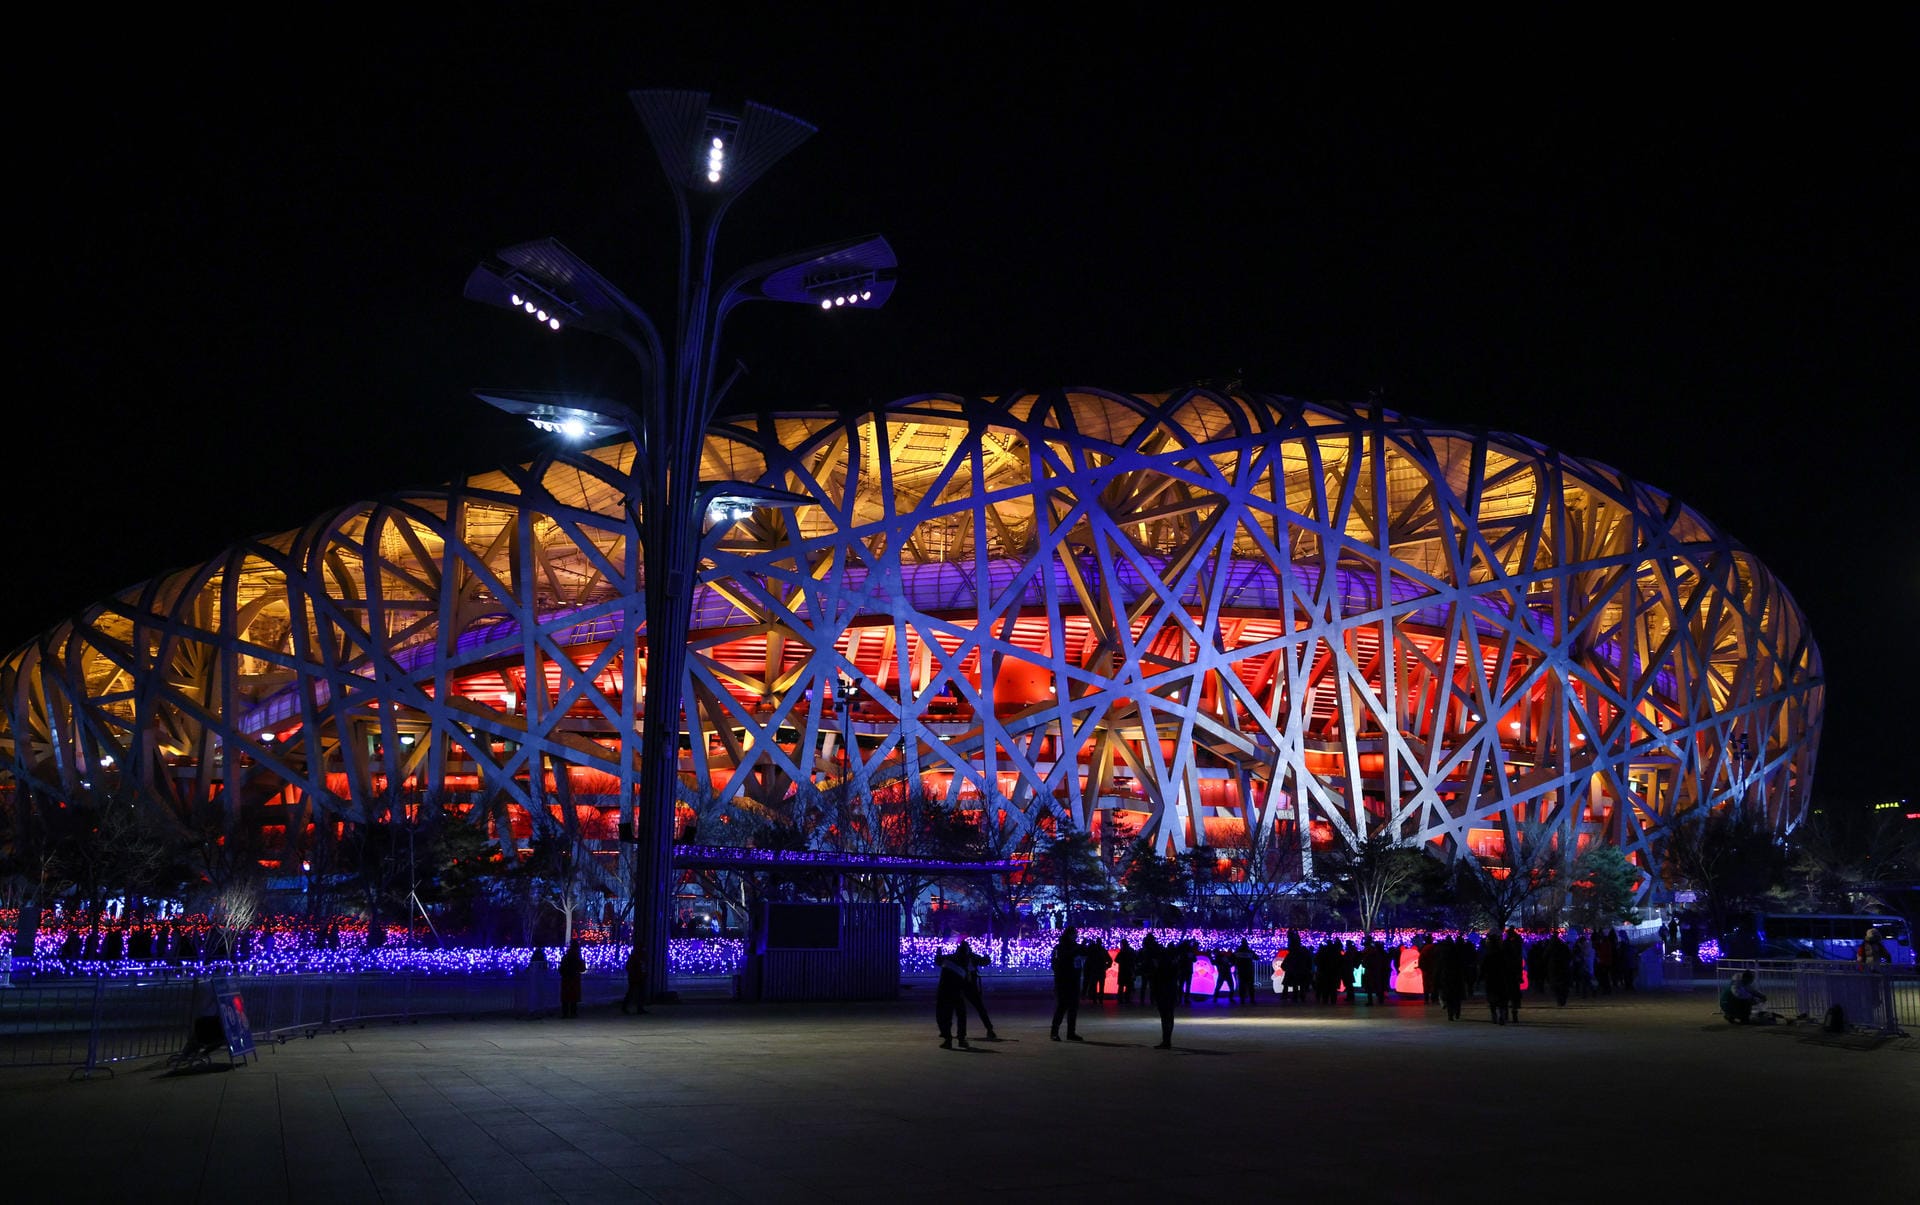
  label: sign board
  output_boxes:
[763,903,841,950]
[212,978,256,1060]
[9,903,38,958]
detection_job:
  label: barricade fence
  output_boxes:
[1714,959,1914,1036]
[0,978,197,1074]
[1,969,627,1072]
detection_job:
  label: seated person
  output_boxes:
[1719,970,1768,1024]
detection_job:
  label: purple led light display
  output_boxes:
[0,909,1668,981]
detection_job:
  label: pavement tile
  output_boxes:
[369,1177,474,1204]
[8,990,1914,1202]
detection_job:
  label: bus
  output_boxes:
[1754,913,1913,965]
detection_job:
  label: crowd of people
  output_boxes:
[932,924,1654,1048]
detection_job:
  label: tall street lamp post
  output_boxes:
[464,90,897,1000]
[836,672,859,796]
[1727,731,1752,813]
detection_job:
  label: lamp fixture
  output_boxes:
[806,267,881,310]
[501,276,576,332]
[706,498,755,527]
[700,112,741,186]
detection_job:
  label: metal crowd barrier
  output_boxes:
[1,970,614,1073]
[222,973,544,1040]
[0,978,197,1076]
[1715,958,1913,1037]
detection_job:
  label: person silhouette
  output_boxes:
[1439,936,1467,1021]
[955,939,998,1040]
[1481,929,1514,1025]
[558,938,586,1019]
[1051,927,1085,1041]
[935,944,973,1049]
[1143,933,1179,1048]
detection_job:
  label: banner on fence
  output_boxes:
[212,979,256,1061]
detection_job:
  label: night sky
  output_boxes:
[13,13,1913,805]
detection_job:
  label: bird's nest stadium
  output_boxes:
[0,389,1821,899]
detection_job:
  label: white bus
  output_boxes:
[1755,913,1913,965]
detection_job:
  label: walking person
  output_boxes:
[935,944,973,1049]
[525,944,551,1017]
[558,938,586,1019]
[620,941,650,1014]
[1211,947,1237,1002]
[1546,931,1572,1006]
[1481,929,1511,1024]
[1439,936,1467,1021]
[1573,932,1595,998]
[1233,939,1258,1005]
[1281,934,1309,1003]
[1314,938,1341,1004]
[1503,928,1526,1022]
[1177,940,1198,1004]
[1085,939,1113,1000]
[1116,940,1137,1006]
[954,939,999,1039]
[1361,938,1391,1005]
[1143,934,1179,1048]
[1051,927,1085,1041]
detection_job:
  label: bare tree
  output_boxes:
[1214,817,1303,930]
[1031,824,1113,923]
[545,873,600,944]
[1665,805,1786,948]
[1782,804,1920,941]
[823,779,979,929]
[210,877,265,962]
[1468,821,1567,929]
[51,794,183,953]
[976,799,1042,943]
[1119,835,1186,924]
[1315,833,1427,935]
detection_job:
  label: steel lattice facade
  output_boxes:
[0,390,1822,888]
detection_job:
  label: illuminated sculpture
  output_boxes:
[0,390,1822,897]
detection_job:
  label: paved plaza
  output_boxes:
[2,987,1913,1202]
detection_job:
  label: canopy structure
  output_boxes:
[671,844,1017,876]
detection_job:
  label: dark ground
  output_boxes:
[2,987,1913,1203]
